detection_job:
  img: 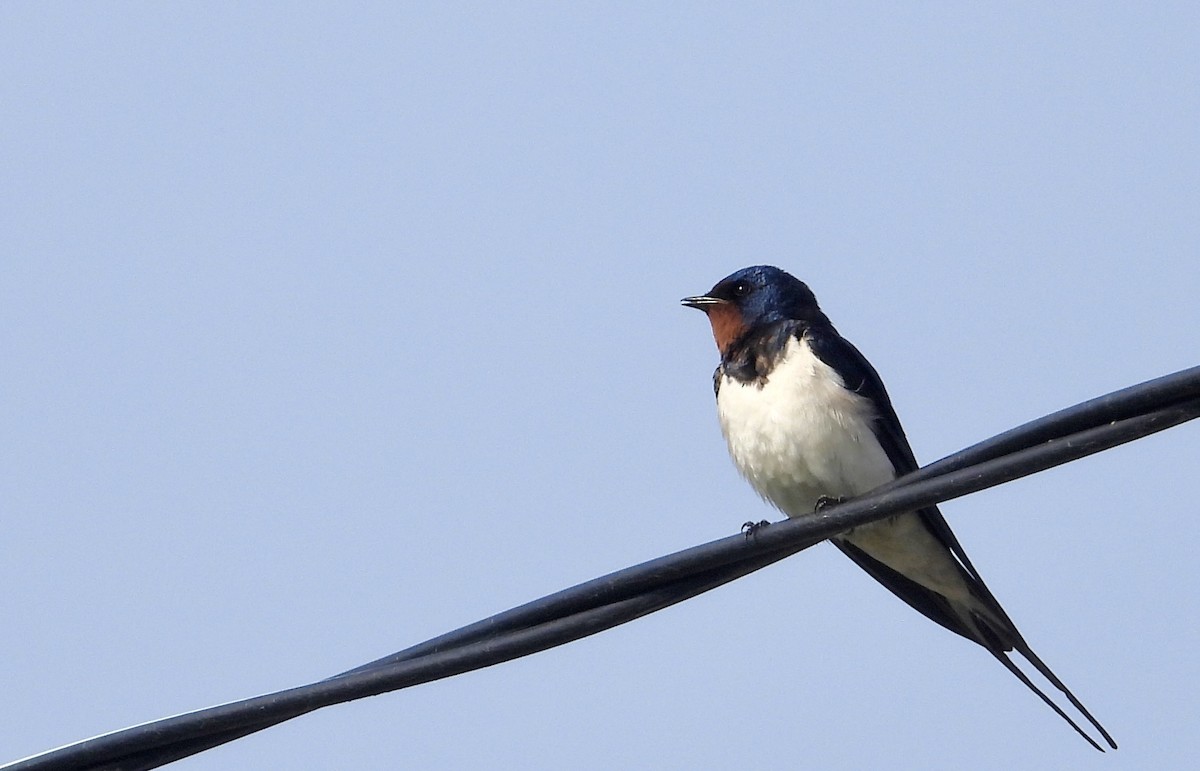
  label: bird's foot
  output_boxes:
[814,495,847,512]
[741,520,771,537]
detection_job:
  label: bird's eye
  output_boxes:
[732,281,750,297]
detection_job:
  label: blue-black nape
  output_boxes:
[706,265,823,324]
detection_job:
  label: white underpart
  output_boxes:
[717,335,973,603]
[717,335,893,512]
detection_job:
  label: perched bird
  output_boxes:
[682,265,1115,751]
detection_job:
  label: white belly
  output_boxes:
[717,336,976,602]
[716,336,895,518]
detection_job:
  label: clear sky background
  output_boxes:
[3,4,1198,770]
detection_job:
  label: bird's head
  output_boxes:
[681,265,824,354]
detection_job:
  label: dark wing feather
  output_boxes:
[802,326,1008,613]
[803,324,1116,751]
[832,539,979,643]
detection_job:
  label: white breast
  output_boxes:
[716,335,896,518]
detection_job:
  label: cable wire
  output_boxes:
[6,365,1199,771]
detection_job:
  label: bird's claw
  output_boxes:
[814,495,846,512]
[741,519,771,537]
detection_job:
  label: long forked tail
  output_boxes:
[833,530,1117,749]
[973,613,1117,751]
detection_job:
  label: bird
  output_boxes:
[682,265,1115,751]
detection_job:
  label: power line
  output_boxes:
[6,365,1199,771]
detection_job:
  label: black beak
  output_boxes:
[680,295,727,311]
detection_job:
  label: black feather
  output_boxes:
[803,322,1117,750]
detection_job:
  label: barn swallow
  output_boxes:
[682,265,1115,750]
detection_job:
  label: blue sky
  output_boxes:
[3,4,1198,769]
